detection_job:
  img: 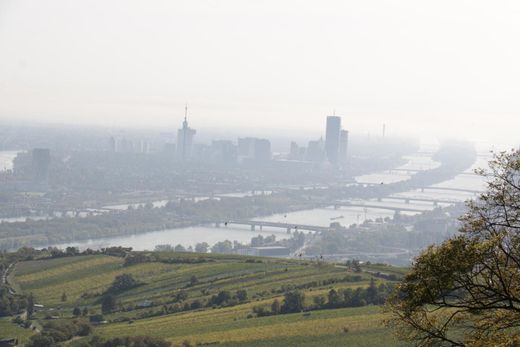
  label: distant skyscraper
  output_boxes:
[289,142,300,160]
[211,140,238,164]
[237,137,271,163]
[32,148,51,182]
[325,116,341,164]
[237,137,254,158]
[306,138,326,162]
[139,140,150,154]
[177,105,196,161]
[253,138,271,162]
[339,130,349,165]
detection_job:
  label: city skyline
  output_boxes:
[1,1,520,146]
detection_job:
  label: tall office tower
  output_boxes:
[139,140,150,154]
[211,140,238,164]
[32,148,51,182]
[338,130,349,165]
[289,141,300,160]
[177,105,196,161]
[325,116,341,164]
[237,137,254,158]
[306,138,326,162]
[237,137,271,163]
[253,138,271,162]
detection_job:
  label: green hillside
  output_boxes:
[6,251,407,346]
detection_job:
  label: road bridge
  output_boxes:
[331,202,428,213]
[214,220,331,233]
[385,168,420,174]
[384,196,461,205]
[419,186,482,194]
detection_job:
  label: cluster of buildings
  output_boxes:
[108,136,151,154]
[107,109,349,167]
[154,106,273,165]
[289,115,349,166]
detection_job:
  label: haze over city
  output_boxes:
[1,2,520,346]
[1,0,520,145]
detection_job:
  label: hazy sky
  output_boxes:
[1,0,519,145]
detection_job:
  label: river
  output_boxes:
[22,140,493,251]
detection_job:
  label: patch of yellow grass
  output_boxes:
[173,314,386,345]
[15,256,121,284]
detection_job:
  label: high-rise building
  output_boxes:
[32,148,51,182]
[289,142,306,161]
[177,105,196,161]
[237,137,254,158]
[306,138,326,162]
[211,140,238,164]
[253,138,271,162]
[139,140,150,154]
[325,116,341,164]
[339,130,349,165]
[237,137,271,163]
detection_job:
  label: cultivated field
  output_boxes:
[10,252,407,346]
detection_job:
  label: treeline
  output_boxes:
[305,204,464,264]
[0,192,314,250]
[253,278,394,317]
[101,288,251,321]
[26,319,92,347]
[0,287,31,317]
[82,336,171,347]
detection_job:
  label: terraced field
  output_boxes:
[10,253,407,346]
[99,305,406,346]
[0,317,35,345]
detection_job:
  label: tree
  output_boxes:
[211,240,233,254]
[195,242,209,253]
[210,291,231,306]
[154,244,174,252]
[313,295,326,308]
[366,278,378,304]
[61,292,67,302]
[174,244,186,252]
[27,335,54,347]
[72,307,82,316]
[236,289,248,302]
[387,149,520,347]
[189,275,199,286]
[281,290,305,313]
[27,293,34,318]
[351,259,362,273]
[327,289,341,308]
[107,273,139,293]
[271,299,281,314]
[101,294,117,314]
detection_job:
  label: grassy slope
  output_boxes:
[0,317,35,344]
[12,253,407,346]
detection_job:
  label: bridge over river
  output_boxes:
[213,220,331,233]
[331,202,428,213]
[418,186,483,194]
